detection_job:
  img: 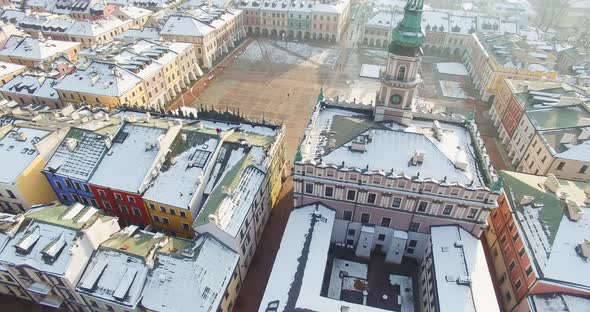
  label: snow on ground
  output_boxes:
[389,275,414,312]
[439,80,467,99]
[327,258,368,300]
[435,62,469,76]
[360,64,384,79]
[238,40,338,67]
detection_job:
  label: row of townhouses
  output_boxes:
[0,202,242,312]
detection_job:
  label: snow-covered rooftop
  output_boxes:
[529,293,590,311]
[0,203,106,275]
[160,15,215,37]
[0,37,79,62]
[0,74,59,100]
[0,61,25,78]
[194,144,267,237]
[430,226,499,312]
[0,126,50,184]
[300,106,485,187]
[65,16,129,37]
[76,226,160,308]
[89,122,168,193]
[115,27,161,41]
[141,235,239,312]
[143,129,220,209]
[55,61,142,97]
[502,171,590,290]
[260,203,390,312]
[44,126,119,181]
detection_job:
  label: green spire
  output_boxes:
[317,87,324,103]
[391,0,425,48]
[295,146,302,162]
[491,176,504,193]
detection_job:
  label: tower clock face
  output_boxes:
[390,94,403,104]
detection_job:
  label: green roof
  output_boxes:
[391,0,425,48]
[224,130,275,147]
[100,228,161,257]
[156,236,193,257]
[328,115,387,150]
[526,105,590,130]
[26,202,113,230]
[193,149,257,228]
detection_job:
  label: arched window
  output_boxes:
[397,66,406,80]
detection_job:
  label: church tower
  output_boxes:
[375,0,425,124]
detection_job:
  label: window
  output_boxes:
[153,215,161,222]
[127,196,136,203]
[512,232,519,242]
[396,66,406,80]
[467,208,478,219]
[90,199,97,207]
[180,211,187,218]
[346,239,354,246]
[514,279,522,291]
[65,180,73,188]
[367,193,377,204]
[72,194,80,203]
[132,207,141,216]
[360,213,370,224]
[409,222,420,232]
[346,190,356,201]
[391,197,402,208]
[74,182,81,190]
[326,170,335,177]
[505,292,512,302]
[304,183,313,194]
[518,247,526,257]
[556,162,565,170]
[343,210,352,221]
[525,266,533,276]
[579,165,588,174]
[324,186,334,197]
[381,217,391,227]
[417,201,428,212]
[6,190,15,199]
[182,223,190,231]
[169,209,176,216]
[160,206,166,213]
[98,189,106,197]
[103,201,112,210]
[408,240,417,247]
[347,229,355,236]
[55,181,63,190]
[61,194,69,202]
[500,235,507,244]
[84,184,90,192]
[442,204,453,215]
[118,205,128,214]
[508,260,516,272]
[114,193,123,200]
[162,218,169,224]
[149,203,155,210]
[378,234,385,241]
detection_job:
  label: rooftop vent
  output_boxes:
[560,133,577,144]
[350,136,367,152]
[520,195,534,206]
[454,240,463,248]
[410,151,425,166]
[15,132,27,142]
[566,200,584,221]
[543,174,560,193]
[578,239,590,258]
[65,138,78,152]
[445,275,456,282]
[208,214,218,225]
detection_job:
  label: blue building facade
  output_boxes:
[43,127,116,207]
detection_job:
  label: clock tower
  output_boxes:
[375,0,425,124]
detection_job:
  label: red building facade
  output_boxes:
[89,184,150,228]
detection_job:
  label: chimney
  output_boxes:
[543,174,560,193]
[66,138,78,152]
[15,132,27,142]
[350,136,367,152]
[580,240,590,258]
[410,151,425,166]
[566,200,584,221]
[520,195,534,206]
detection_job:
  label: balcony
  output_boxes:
[27,281,51,295]
[39,295,63,308]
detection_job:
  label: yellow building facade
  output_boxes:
[144,200,195,238]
